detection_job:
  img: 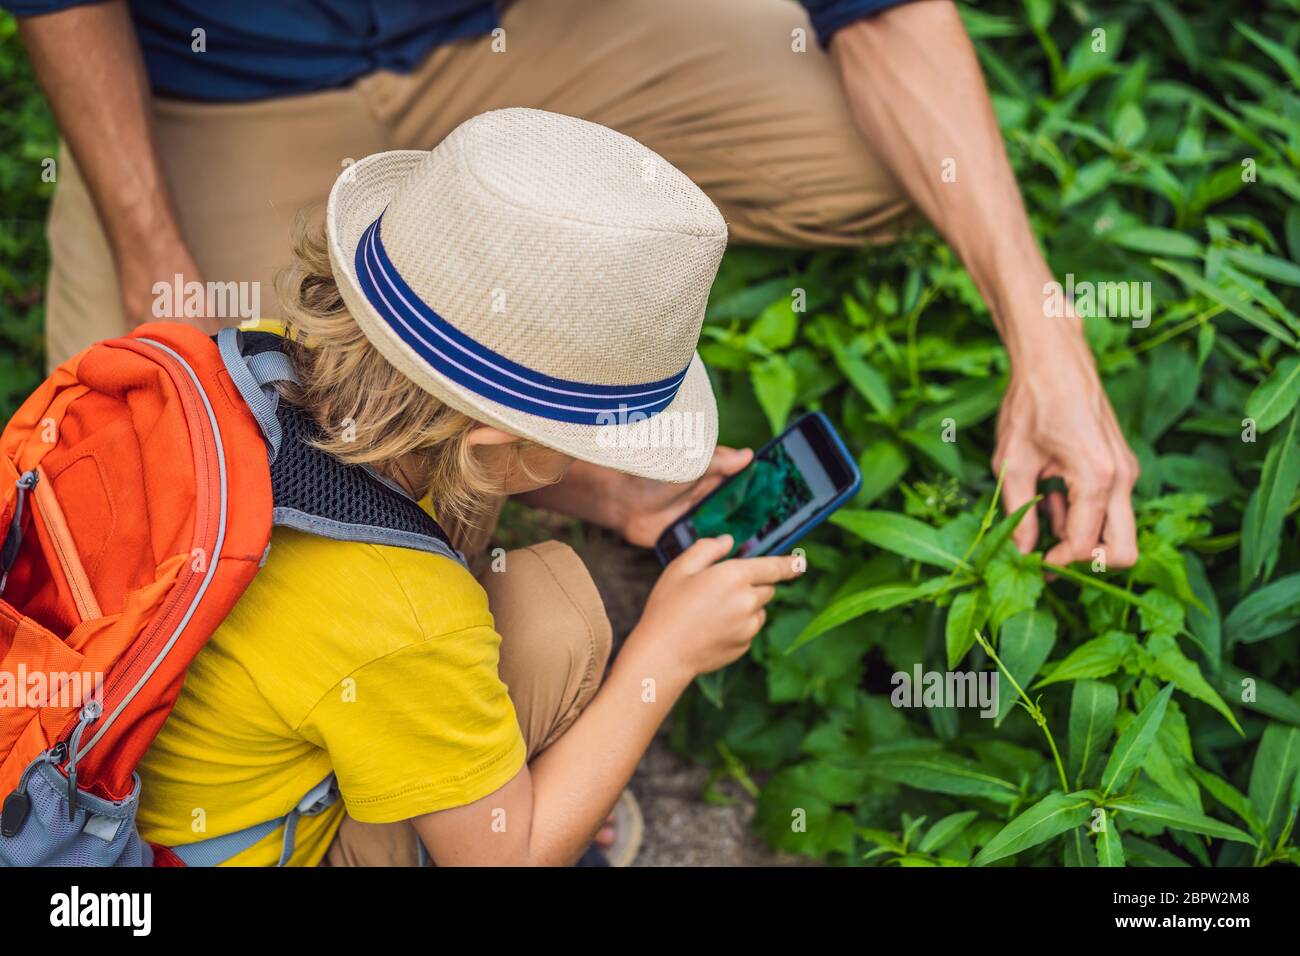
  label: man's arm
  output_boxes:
[18,1,212,329]
[829,0,1139,566]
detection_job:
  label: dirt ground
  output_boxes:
[497,507,806,866]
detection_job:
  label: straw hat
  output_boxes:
[326,108,726,483]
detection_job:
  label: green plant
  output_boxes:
[671,0,1300,866]
[3,1,1297,868]
[0,13,54,411]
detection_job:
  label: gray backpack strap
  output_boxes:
[217,327,300,463]
[190,331,462,867]
[216,328,465,567]
[170,772,339,867]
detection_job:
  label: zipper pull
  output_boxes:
[64,701,101,822]
[0,791,30,839]
[1,742,66,839]
[0,470,39,596]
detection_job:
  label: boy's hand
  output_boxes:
[618,447,753,547]
[634,535,803,678]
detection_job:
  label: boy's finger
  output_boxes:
[738,553,806,584]
[673,534,734,573]
[706,446,753,477]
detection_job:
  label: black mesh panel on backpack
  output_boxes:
[270,401,454,548]
[237,331,456,556]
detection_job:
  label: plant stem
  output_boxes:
[1131,304,1224,354]
[974,629,1070,792]
[1043,561,1152,612]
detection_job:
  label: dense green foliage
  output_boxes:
[672,0,1300,867]
[2,2,1298,867]
[0,14,54,413]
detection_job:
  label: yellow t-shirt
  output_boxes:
[135,527,526,866]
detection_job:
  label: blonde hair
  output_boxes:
[275,215,523,532]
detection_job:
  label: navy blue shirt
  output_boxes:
[4,0,912,102]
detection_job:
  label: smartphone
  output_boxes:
[655,411,862,565]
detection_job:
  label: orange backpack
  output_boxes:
[0,322,459,866]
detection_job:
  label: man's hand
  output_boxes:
[829,2,1140,566]
[993,321,1139,568]
[118,233,221,333]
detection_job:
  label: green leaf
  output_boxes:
[854,440,909,508]
[1246,358,1300,433]
[1132,537,1203,611]
[1094,810,1126,867]
[789,577,953,652]
[1104,225,1202,258]
[1184,553,1222,670]
[984,552,1045,629]
[1036,631,1137,688]
[826,327,893,417]
[900,428,966,480]
[1225,573,1300,644]
[912,376,1005,433]
[945,587,989,669]
[1069,680,1119,788]
[1234,20,1300,87]
[1102,684,1175,796]
[972,791,1096,866]
[1248,722,1300,846]
[917,810,980,854]
[1153,259,1298,346]
[831,510,967,569]
[1187,765,1266,837]
[995,610,1057,725]
[1108,796,1257,845]
[1141,345,1199,444]
[1112,102,1147,149]
[1063,158,1119,207]
[971,498,1037,571]
[747,297,798,350]
[1144,634,1243,735]
[862,750,1020,804]
[750,355,797,435]
[1219,666,1300,727]
[1240,412,1300,589]
[1225,249,1300,288]
[1152,0,1199,70]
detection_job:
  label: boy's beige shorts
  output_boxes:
[42,0,911,864]
[43,0,908,366]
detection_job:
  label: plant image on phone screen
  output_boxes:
[657,413,860,562]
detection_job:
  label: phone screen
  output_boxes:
[656,413,859,562]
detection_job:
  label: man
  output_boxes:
[7,0,1139,568]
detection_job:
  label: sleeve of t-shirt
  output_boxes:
[0,0,105,14]
[293,572,527,824]
[797,0,917,47]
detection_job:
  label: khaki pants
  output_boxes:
[323,540,612,866]
[44,0,908,366]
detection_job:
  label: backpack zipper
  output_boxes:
[58,339,229,769]
[0,469,39,595]
[63,699,103,820]
[0,741,66,838]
